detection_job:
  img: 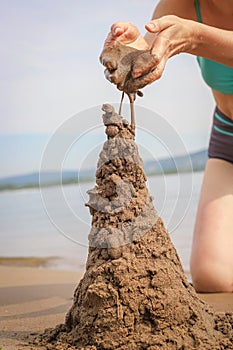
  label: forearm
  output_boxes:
[192,23,233,67]
[143,0,233,67]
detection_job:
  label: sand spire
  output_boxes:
[36,104,232,350]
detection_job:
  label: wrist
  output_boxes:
[168,20,200,57]
[171,19,199,56]
[185,20,201,55]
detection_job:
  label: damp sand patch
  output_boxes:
[0,257,59,268]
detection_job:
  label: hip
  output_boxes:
[208,107,233,164]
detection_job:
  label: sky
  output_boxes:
[0,0,215,177]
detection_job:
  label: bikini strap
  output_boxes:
[195,0,202,23]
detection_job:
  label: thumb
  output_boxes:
[145,16,176,33]
[145,20,160,33]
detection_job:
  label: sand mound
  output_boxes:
[35,104,233,350]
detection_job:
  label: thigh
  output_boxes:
[190,158,233,290]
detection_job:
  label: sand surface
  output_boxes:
[0,266,82,349]
[0,266,232,349]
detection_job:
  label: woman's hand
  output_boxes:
[99,22,151,90]
[103,21,149,50]
[129,15,195,88]
[100,16,195,92]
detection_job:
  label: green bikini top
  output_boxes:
[195,0,233,94]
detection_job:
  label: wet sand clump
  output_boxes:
[36,104,233,349]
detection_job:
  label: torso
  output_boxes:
[153,0,233,118]
[212,90,233,119]
[191,0,233,119]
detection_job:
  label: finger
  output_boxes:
[125,62,164,92]
[116,80,126,91]
[99,44,119,69]
[148,33,170,65]
[104,68,120,85]
[145,20,160,33]
[111,22,128,38]
[100,55,117,70]
[102,31,118,50]
[100,53,118,70]
[132,51,158,78]
[100,42,136,69]
[111,21,139,45]
[145,15,177,33]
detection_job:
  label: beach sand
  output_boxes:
[0,265,232,349]
[0,266,82,349]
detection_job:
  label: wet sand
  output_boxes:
[0,257,58,268]
[0,266,82,349]
[0,266,232,349]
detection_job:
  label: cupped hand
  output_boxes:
[100,22,154,92]
[105,21,149,49]
[100,16,195,93]
[100,21,149,67]
[126,15,195,90]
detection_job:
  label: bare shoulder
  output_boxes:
[152,0,197,21]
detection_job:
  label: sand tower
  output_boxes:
[36,104,233,350]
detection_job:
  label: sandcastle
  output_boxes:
[36,104,233,350]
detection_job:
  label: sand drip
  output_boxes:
[36,104,233,349]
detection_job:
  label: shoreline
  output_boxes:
[0,256,192,282]
[0,256,86,273]
[0,256,59,268]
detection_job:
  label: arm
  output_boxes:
[146,16,233,68]
[145,0,233,67]
[100,0,195,88]
[131,1,233,86]
[188,24,233,67]
[100,0,233,91]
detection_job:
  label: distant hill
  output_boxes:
[0,149,208,191]
[144,148,207,175]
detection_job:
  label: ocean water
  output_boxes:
[0,172,204,277]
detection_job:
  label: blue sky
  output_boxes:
[0,0,215,177]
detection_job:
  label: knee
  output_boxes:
[190,260,233,293]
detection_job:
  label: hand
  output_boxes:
[103,21,149,49]
[128,15,195,89]
[100,22,155,92]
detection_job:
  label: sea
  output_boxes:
[0,171,204,279]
